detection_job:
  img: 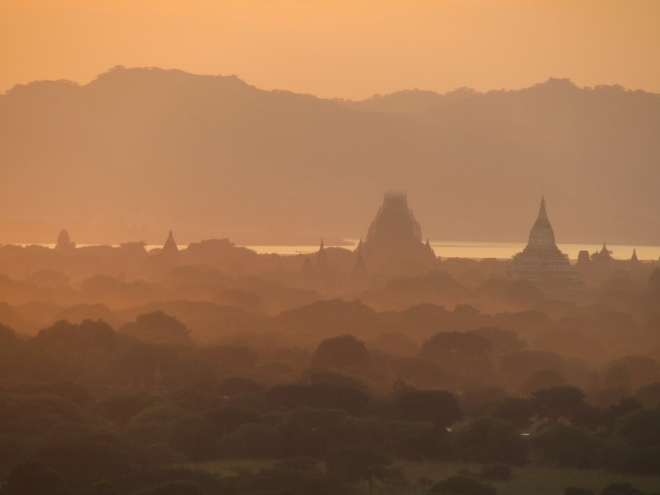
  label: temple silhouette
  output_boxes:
[507,197,582,289]
[361,191,436,276]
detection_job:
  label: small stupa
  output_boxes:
[630,249,639,263]
[162,230,179,254]
[55,229,75,251]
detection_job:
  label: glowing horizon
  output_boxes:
[2,1,659,99]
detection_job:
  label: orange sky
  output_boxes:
[1,0,659,99]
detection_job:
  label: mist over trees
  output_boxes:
[1,66,659,245]
[1,66,660,495]
[0,232,659,493]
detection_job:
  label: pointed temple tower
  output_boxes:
[362,191,436,275]
[162,230,179,255]
[630,249,639,263]
[507,197,582,289]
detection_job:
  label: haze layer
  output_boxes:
[1,67,658,245]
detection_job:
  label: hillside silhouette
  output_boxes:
[1,67,658,245]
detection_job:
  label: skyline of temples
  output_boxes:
[47,194,650,266]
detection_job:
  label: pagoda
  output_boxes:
[162,230,179,254]
[507,197,582,289]
[361,191,436,275]
[55,229,75,251]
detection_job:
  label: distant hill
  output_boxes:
[334,87,477,113]
[1,66,658,246]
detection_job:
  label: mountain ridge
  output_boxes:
[1,67,658,246]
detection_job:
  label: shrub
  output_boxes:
[530,424,601,468]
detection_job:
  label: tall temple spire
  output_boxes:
[507,196,582,289]
[528,196,556,247]
[630,249,639,262]
[162,230,179,254]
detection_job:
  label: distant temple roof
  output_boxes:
[55,229,75,251]
[362,191,435,275]
[365,191,422,248]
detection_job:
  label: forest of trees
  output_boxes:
[0,240,658,494]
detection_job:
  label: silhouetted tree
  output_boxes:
[500,351,566,388]
[216,376,264,396]
[277,408,347,458]
[519,369,567,395]
[487,396,536,429]
[613,407,660,450]
[533,386,586,423]
[216,422,281,459]
[98,391,154,425]
[468,327,526,355]
[397,390,462,427]
[531,424,601,468]
[122,311,192,346]
[312,334,369,370]
[420,331,492,359]
[326,447,397,494]
[36,319,115,350]
[380,421,450,460]
[125,404,216,460]
[453,417,527,465]
[268,382,369,414]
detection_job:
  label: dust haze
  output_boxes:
[1,2,660,492]
[1,187,659,492]
[1,67,658,246]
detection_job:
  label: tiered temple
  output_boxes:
[361,191,436,275]
[507,197,582,289]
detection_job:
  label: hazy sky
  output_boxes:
[1,0,659,99]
